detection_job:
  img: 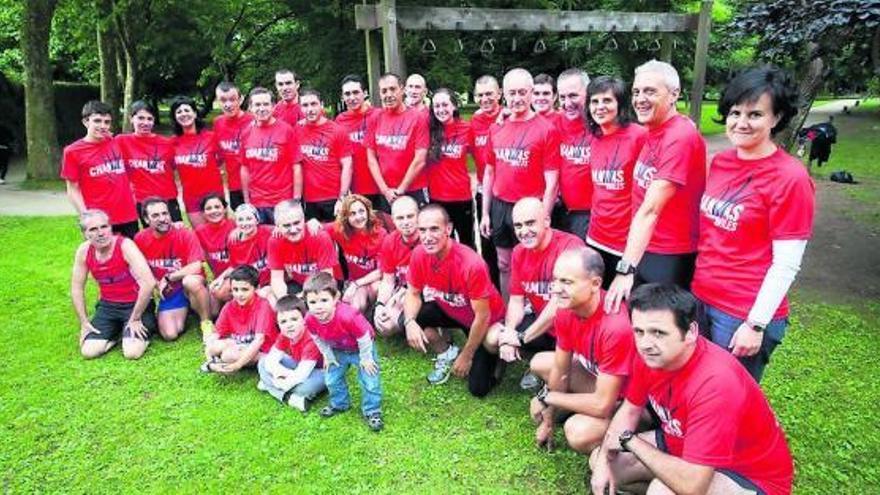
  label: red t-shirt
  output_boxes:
[488,114,561,203]
[267,229,339,285]
[86,236,139,304]
[273,100,303,126]
[215,295,278,353]
[239,119,302,208]
[134,226,204,291]
[365,106,430,191]
[470,108,501,183]
[554,296,634,386]
[691,148,815,319]
[557,116,594,211]
[509,229,583,319]
[228,225,273,286]
[327,225,387,280]
[407,242,505,328]
[626,338,793,495]
[273,332,323,367]
[60,138,137,224]
[427,119,473,201]
[336,107,381,195]
[631,114,706,254]
[195,218,235,277]
[305,301,374,352]
[115,133,177,202]
[298,119,352,202]
[172,131,225,212]
[378,229,419,288]
[213,112,254,191]
[587,124,648,253]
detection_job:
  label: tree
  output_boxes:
[21,0,60,180]
[733,0,880,148]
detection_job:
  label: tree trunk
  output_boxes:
[21,0,61,180]
[96,0,122,129]
[121,51,137,132]
[777,48,825,152]
[872,25,879,76]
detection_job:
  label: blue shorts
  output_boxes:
[158,287,190,312]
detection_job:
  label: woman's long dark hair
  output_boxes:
[169,96,206,136]
[585,76,634,137]
[428,88,461,162]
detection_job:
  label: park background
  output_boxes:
[0,0,878,493]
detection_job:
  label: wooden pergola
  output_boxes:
[355,0,714,127]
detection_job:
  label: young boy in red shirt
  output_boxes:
[303,272,383,432]
[257,295,326,412]
[203,265,278,374]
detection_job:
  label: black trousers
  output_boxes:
[435,199,475,250]
[475,192,500,289]
[635,251,697,290]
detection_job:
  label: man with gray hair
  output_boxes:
[71,209,158,359]
[605,60,706,313]
[480,68,561,300]
[268,200,339,300]
[555,68,593,238]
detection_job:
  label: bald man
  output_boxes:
[529,247,635,454]
[485,197,584,389]
[405,73,428,112]
[373,196,420,336]
[480,68,561,299]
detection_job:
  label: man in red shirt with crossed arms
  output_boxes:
[590,284,793,495]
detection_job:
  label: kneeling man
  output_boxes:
[529,247,634,453]
[373,196,420,336]
[590,284,793,495]
[71,209,157,359]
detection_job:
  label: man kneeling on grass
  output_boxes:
[529,247,634,453]
[202,265,278,373]
[590,284,793,495]
[303,272,384,432]
[257,295,326,412]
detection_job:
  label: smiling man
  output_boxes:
[605,61,707,314]
[405,73,429,112]
[273,69,303,125]
[336,74,382,204]
[402,203,505,396]
[590,284,793,495]
[555,68,593,239]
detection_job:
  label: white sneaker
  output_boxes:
[256,380,268,392]
[287,394,308,412]
[427,344,460,385]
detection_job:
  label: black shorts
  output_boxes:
[558,208,590,240]
[136,199,183,225]
[304,199,338,223]
[515,312,556,352]
[228,190,245,211]
[86,300,158,342]
[489,197,517,249]
[255,206,275,226]
[286,281,304,295]
[398,301,464,331]
[636,251,697,289]
[374,188,431,214]
[112,221,140,240]
[587,242,622,290]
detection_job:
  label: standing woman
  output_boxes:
[691,66,814,382]
[328,194,386,313]
[583,76,647,288]
[194,193,235,315]
[170,96,225,227]
[427,88,476,249]
[210,203,274,302]
[115,101,181,223]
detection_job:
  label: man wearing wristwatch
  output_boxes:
[590,284,793,495]
[528,247,635,454]
[484,198,583,390]
[134,198,214,341]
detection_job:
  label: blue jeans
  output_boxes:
[325,347,382,416]
[257,356,326,403]
[699,301,788,383]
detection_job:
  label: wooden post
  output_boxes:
[660,33,673,63]
[689,0,713,128]
[365,28,382,106]
[379,0,402,75]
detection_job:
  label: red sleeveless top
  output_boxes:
[86,236,140,303]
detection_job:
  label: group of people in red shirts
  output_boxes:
[66,60,815,493]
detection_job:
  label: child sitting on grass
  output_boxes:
[303,272,384,431]
[203,265,278,373]
[257,295,326,411]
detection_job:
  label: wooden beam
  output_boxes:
[364,25,382,106]
[355,5,699,33]
[689,0,713,128]
[379,0,402,75]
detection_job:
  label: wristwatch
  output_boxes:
[516,329,526,346]
[615,259,637,276]
[619,430,635,452]
[536,385,550,407]
[746,320,765,333]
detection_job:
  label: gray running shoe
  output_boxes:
[427,345,459,385]
[519,371,543,391]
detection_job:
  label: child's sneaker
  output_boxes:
[199,357,219,373]
[319,405,349,418]
[287,394,309,412]
[427,344,459,385]
[256,380,268,392]
[199,319,215,338]
[364,412,384,432]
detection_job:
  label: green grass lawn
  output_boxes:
[0,216,878,492]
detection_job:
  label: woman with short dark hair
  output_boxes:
[691,65,815,382]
